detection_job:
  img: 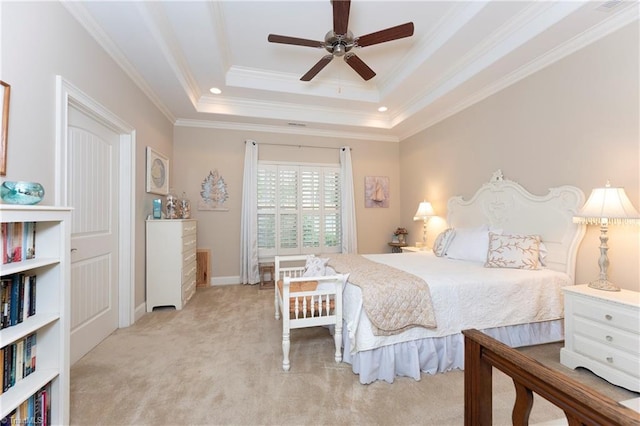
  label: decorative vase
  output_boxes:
[398,234,405,244]
[1,181,45,205]
[165,193,178,219]
[179,192,191,219]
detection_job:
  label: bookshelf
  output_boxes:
[0,205,71,425]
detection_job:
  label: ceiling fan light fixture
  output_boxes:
[333,43,346,57]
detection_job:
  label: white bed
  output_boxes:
[334,171,586,384]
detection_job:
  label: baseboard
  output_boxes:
[210,275,242,286]
[134,302,147,322]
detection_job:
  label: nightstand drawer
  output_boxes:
[573,316,639,354]
[574,334,640,379]
[573,296,639,334]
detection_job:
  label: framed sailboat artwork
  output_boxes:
[365,176,389,208]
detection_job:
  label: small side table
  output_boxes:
[259,262,275,290]
[388,242,407,253]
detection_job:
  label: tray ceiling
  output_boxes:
[64,1,638,142]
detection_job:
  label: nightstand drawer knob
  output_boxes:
[605,335,613,342]
[605,314,613,320]
[606,356,614,363]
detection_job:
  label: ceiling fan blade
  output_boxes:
[268,34,324,48]
[332,0,351,35]
[301,55,333,81]
[356,22,414,47]
[344,54,375,81]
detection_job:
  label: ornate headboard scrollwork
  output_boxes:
[447,171,586,280]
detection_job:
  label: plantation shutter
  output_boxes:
[278,167,299,253]
[257,166,276,252]
[323,170,341,249]
[257,162,341,258]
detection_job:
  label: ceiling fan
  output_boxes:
[267,0,414,82]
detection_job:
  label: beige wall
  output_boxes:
[400,22,640,291]
[1,2,174,310]
[2,1,637,317]
[171,127,400,282]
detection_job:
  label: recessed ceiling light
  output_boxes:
[378,106,388,112]
[210,87,222,95]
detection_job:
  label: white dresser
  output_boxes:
[146,219,197,312]
[560,284,640,392]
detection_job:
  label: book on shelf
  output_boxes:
[1,333,37,394]
[1,221,36,264]
[1,273,37,329]
[10,222,23,263]
[23,222,36,260]
[1,381,51,425]
[1,223,7,264]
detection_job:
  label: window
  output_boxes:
[258,162,341,257]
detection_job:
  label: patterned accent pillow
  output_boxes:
[432,228,456,257]
[302,256,329,277]
[485,233,541,270]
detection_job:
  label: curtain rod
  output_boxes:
[245,140,350,151]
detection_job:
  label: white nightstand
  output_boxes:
[401,246,431,253]
[560,284,640,392]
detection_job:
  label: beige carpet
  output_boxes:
[70,284,637,425]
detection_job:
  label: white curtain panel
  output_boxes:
[340,146,358,253]
[240,140,260,284]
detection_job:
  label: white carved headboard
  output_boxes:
[446,170,586,280]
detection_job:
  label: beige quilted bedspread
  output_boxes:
[326,254,437,335]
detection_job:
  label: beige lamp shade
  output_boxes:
[413,201,435,221]
[574,183,640,225]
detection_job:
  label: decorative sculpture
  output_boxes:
[198,170,229,211]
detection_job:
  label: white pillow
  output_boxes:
[485,233,541,270]
[432,228,456,257]
[445,225,493,262]
[539,242,548,267]
[302,256,329,277]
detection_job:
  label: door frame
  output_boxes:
[55,75,136,328]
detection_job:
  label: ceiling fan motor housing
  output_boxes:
[324,30,354,57]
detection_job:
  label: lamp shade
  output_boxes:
[413,201,435,221]
[574,183,640,225]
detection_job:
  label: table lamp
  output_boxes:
[573,181,640,291]
[413,201,435,249]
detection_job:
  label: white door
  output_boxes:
[68,105,120,364]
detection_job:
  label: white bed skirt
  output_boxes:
[341,319,564,384]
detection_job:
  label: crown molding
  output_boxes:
[226,66,379,102]
[62,2,176,124]
[197,94,391,129]
[135,2,201,107]
[397,4,639,141]
[174,118,399,143]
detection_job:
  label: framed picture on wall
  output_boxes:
[1,81,10,176]
[365,176,389,208]
[146,147,169,195]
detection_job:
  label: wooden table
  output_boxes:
[259,262,275,290]
[388,242,407,253]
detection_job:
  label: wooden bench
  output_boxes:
[274,255,347,371]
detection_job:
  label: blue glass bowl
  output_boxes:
[1,181,45,205]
